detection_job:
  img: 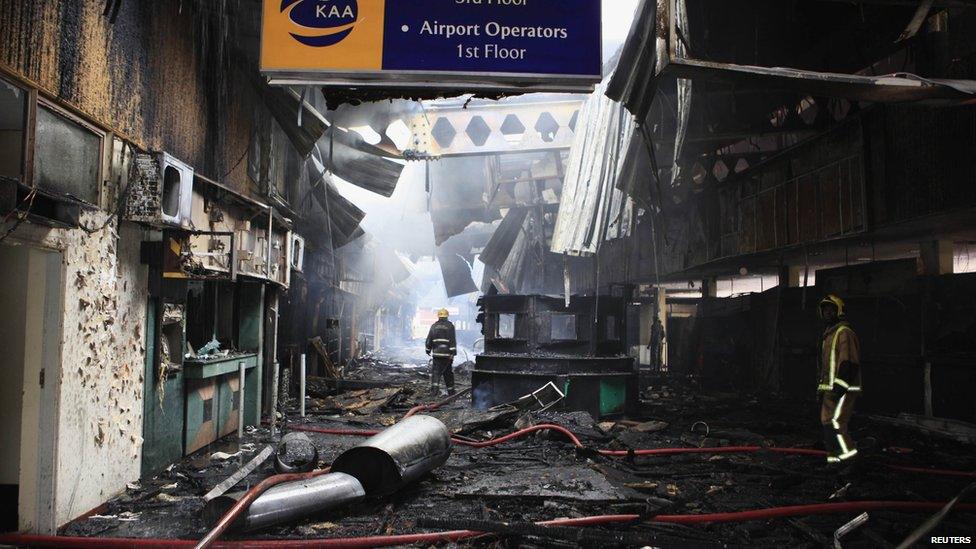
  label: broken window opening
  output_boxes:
[551,313,577,341]
[185,281,239,354]
[496,313,516,339]
[0,77,26,181]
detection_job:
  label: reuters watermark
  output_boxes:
[931,536,972,545]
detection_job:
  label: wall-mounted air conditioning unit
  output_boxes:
[158,153,194,227]
[290,233,306,272]
[126,152,194,228]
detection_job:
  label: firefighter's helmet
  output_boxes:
[818,294,846,319]
[437,308,450,319]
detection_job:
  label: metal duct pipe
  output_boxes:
[274,432,319,474]
[204,472,365,533]
[331,415,452,496]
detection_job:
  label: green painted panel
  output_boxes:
[185,377,217,454]
[237,283,264,426]
[183,354,258,379]
[141,299,186,478]
[216,374,239,438]
[599,378,628,416]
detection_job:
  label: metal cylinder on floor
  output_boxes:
[203,472,365,533]
[274,432,319,474]
[330,415,452,496]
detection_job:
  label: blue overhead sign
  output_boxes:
[262,0,603,92]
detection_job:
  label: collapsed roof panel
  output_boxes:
[328,99,423,157]
[550,81,635,257]
[261,85,330,158]
[321,127,405,198]
[605,0,661,120]
[309,172,366,249]
[436,223,497,297]
[429,157,497,245]
[479,208,530,272]
[437,247,479,298]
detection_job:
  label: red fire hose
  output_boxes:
[884,463,976,478]
[194,469,332,549]
[4,502,976,548]
[190,396,976,548]
[403,387,472,419]
[290,423,976,478]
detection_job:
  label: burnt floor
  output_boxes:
[60,350,976,548]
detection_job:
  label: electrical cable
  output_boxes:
[0,187,37,243]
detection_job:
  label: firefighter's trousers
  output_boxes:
[430,357,455,394]
[820,392,858,462]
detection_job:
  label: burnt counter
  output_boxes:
[472,353,636,418]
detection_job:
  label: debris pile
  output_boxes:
[58,353,976,547]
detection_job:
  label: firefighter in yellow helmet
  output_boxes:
[425,308,457,396]
[818,294,862,464]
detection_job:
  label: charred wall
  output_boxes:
[0,0,275,529]
[869,105,976,226]
[0,0,260,197]
[573,103,976,289]
[690,262,976,423]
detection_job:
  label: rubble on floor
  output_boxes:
[59,351,976,547]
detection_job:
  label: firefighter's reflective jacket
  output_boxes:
[818,321,862,394]
[426,319,457,359]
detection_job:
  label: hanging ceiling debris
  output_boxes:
[479,208,530,273]
[607,0,976,123]
[309,174,366,249]
[429,157,499,246]
[320,127,404,198]
[550,81,635,257]
[261,85,330,159]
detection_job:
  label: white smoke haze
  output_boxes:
[330,0,640,344]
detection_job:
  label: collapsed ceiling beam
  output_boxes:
[663,58,976,104]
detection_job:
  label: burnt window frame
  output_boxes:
[33,97,107,207]
[550,312,578,342]
[0,75,30,183]
[494,312,518,339]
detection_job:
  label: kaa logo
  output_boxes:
[280,0,359,47]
